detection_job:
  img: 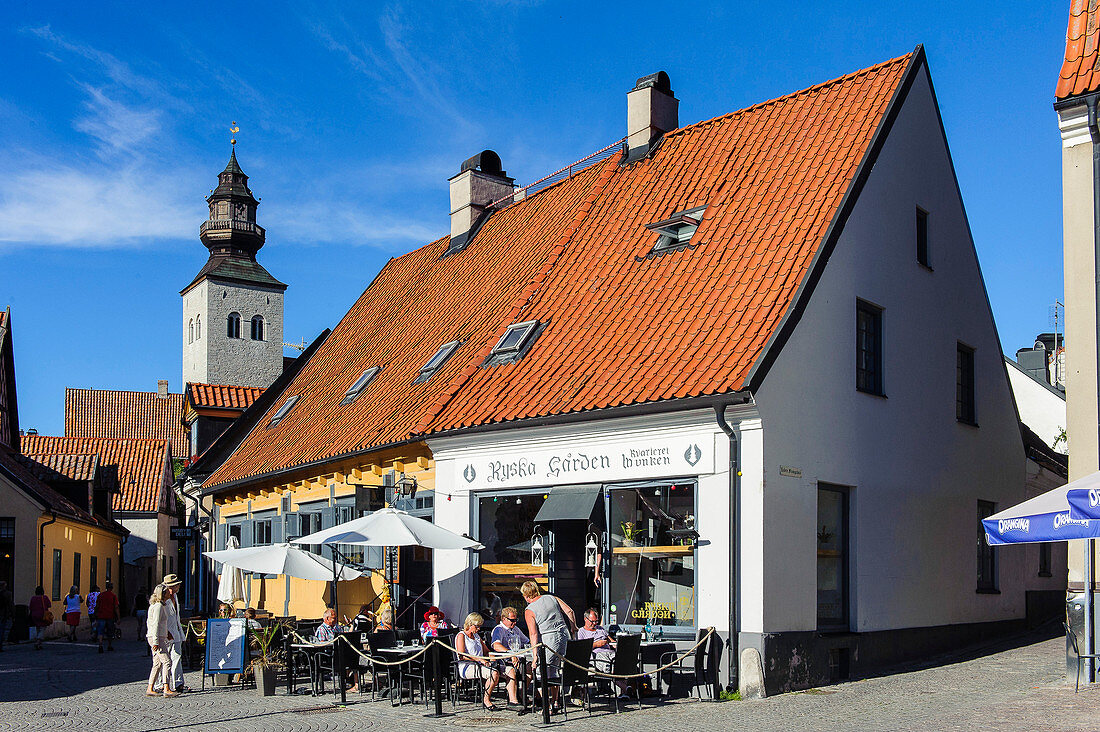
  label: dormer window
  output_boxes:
[485,320,541,366]
[340,368,380,405]
[646,205,706,252]
[414,341,461,384]
[268,395,300,427]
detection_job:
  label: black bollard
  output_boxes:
[423,640,452,718]
[538,644,550,725]
[337,635,347,705]
[285,631,295,695]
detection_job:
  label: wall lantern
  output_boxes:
[395,473,418,499]
[584,532,599,569]
[530,533,544,567]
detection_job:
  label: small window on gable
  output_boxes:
[486,320,541,365]
[268,394,300,427]
[341,367,380,405]
[188,319,194,344]
[414,341,461,384]
[916,207,930,267]
[646,205,707,252]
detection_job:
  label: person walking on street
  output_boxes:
[28,586,51,650]
[63,586,82,642]
[162,574,187,692]
[95,581,119,653]
[86,585,99,643]
[0,581,13,651]
[133,587,150,656]
[145,584,177,698]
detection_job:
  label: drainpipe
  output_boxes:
[714,403,741,692]
[180,480,214,614]
[1087,94,1100,682]
[38,512,57,589]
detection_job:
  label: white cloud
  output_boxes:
[73,86,163,157]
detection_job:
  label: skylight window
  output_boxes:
[414,341,461,384]
[484,320,542,366]
[268,395,300,427]
[340,367,380,405]
[646,205,707,252]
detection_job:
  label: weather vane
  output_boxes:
[230,121,239,147]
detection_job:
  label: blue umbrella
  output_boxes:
[983,481,1100,545]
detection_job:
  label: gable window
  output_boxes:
[957,343,976,425]
[188,319,194,344]
[268,394,300,427]
[341,368,380,405]
[916,207,930,267]
[856,300,883,395]
[227,312,241,339]
[415,341,461,384]
[251,315,265,341]
[977,500,998,592]
[196,314,201,340]
[486,320,541,366]
[646,206,706,252]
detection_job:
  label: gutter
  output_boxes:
[38,511,56,589]
[714,400,750,693]
[1085,93,1100,679]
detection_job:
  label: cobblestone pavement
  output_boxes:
[0,622,1097,731]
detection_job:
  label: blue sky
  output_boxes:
[0,1,1069,436]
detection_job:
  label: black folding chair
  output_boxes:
[659,629,708,699]
[545,638,594,718]
[607,633,642,713]
[1065,622,1100,693]
[367,631,399,703]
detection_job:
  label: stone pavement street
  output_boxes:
[0,622,1097,731]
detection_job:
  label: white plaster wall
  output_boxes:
[121,516,159,563]
[1005,358,1067,453]
[753,69,1026,634]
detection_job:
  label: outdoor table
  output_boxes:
[639,640,676,695]
[375,645,424,706]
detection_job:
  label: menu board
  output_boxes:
[204,618,248,674]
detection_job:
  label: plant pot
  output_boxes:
[255,664,277,696]
[622,539,637,548]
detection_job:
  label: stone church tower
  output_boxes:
[181,149,286,389]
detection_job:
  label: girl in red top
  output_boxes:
[28,586,51,650]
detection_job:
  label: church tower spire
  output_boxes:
[181,147,287,391]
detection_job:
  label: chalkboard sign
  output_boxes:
[204,618,248,674]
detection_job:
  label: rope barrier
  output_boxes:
[540,627,715,680]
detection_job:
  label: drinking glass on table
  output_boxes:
[396,639,405,648]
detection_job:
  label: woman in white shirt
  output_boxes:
[145,585,177,698]
[63,586,82,642]
[455,612,503,711]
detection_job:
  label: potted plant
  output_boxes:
[620,521,643,547]
[249,623,284,696]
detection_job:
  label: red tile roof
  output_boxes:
[206,52,914,489]
[1057,0,1100,99]
[187,383,264,411]
[0,445,124,534]
[21,453,100,483]
[20,435,172,513]
[65,388,187,455]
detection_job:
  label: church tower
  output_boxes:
[181,149,286,389]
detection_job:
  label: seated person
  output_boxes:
[243,607,262,629]
[217,603,233,619]
[455,612,503,711]
[313,608,344,643]
[420,606,452,640]
[576,608,627,695]
[351,604,373,632]
[489,606,529,707]
[375,608,394,631]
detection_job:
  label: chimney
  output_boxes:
[447,150,514,253]
[157,380,169,398]
[626,71,678,163]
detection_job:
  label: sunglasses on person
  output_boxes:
[502,615,518,624]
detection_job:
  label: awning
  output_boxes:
[534,484,602,523]
[1062,470,1100,520]
[983,478,1100,545]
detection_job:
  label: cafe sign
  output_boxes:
[456,433,714,490]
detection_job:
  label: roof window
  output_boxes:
[268,395,300,427]
[340,367,380,405]
[485,320,542,366]
[414,341,461,384]
[646,205,706,252]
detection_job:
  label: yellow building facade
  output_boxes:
[211,445,434,622]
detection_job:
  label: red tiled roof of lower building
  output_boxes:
[21,453,100,483]
[187,383,264,411]
[205,51,914,488]
[20,435,170,513]
[0,445,123,534]
[1058,0,1100,99]
[65,388,187,455]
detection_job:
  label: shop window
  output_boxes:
[817,484,849,630]
[478,493,549,615]
[607,482,696,632]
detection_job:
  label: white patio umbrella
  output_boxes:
[203,543,365,582]
[291,507,483,612]
[215,535,247,606]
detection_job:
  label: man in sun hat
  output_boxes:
[161,574,188,692]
